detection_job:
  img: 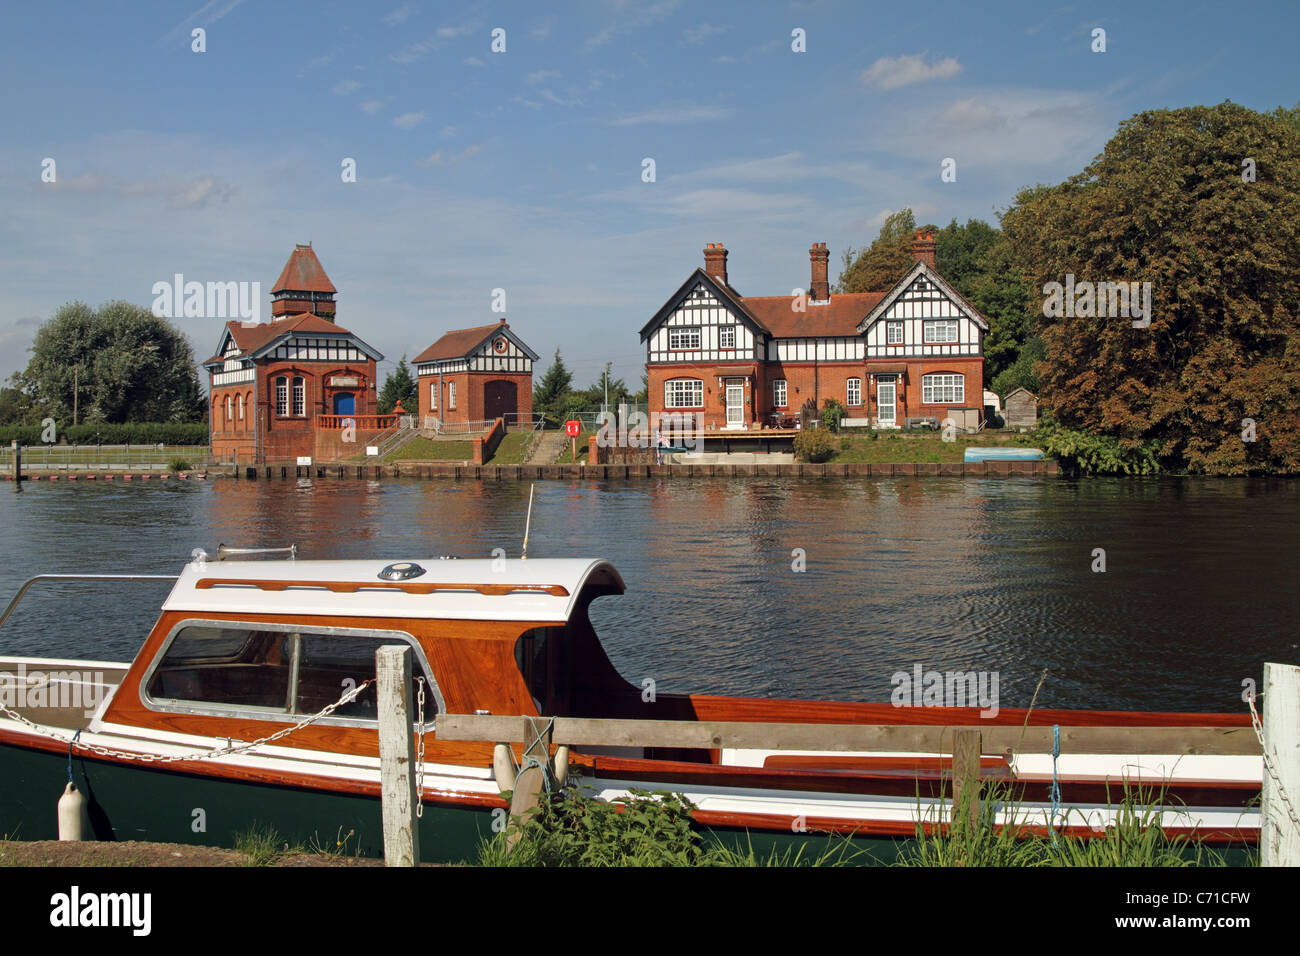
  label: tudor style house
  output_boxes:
[203,245,385,464]
[640,233,986,431]
[413,318,538,428]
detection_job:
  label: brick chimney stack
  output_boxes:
[703,243,728,287]
[913,229,936,269]
[809,242,830,301]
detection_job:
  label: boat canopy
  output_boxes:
[161,558,626,623]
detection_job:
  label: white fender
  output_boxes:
[554,746,570,787]
[492,743,517,792]
[57,782,87,841]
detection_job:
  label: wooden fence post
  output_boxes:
[11,441,21,488]
[506,717,552,852]
[1262,661,1300,867]
[376,645,420,867]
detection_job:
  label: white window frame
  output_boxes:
[923,320,959,344]
[847,378,862,407]
[448,381,457,410]
[886,321,903,345]
[292,376,306,417]
[430,382,438,411]
[275,377,288,417]
[668,327,702,350]
[719,326,736,349]
[922,373,964,404]
[664,379,703,409]
[237,394,244,421]
[772,379,787,408]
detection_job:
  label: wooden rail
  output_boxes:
[435,715,1261,756]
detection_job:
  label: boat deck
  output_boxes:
[0,656,129,732]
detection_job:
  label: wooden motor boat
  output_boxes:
[0,553,1261,861]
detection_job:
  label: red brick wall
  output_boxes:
[418,371,533,426]
[648,357,984,428]
[209,358,377,463]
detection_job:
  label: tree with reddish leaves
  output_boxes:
[1002,101,1300,475]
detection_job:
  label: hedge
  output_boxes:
[0,422,209,446]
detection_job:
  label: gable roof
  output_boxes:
[413,321,540,364]
[639,268,769,342]
[742,292,885,338]
[202,313,381,367]
[856,261,990,334]
[272,244,337,294]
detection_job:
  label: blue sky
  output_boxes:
[2,0,1297,389]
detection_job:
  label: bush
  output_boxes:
[482,788,706,867]
[793,428,836,463]
[168,456,194,472]
[821,398,845,433]
[1035,417,1160,476]
[0,422,210,446]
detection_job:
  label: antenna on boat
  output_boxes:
[521,484,535,561]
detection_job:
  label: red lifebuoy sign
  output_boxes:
[565,420,580,437]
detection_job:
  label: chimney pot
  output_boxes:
[703,243,729,287]
[913,229,936,269]
[809,242,830,302]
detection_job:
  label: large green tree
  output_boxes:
[1002,101,1300,474]
[20,300,206,425]
[532,349,573,424]
[838,209,934,293]
[377,355,417,413]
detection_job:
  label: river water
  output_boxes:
[0,476,1295,713]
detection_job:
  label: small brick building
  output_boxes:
[641,234,987,431]
[203,245,385,464]
[414,319,537,427]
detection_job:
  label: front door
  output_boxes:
[333,392,355,416]
[877,380,896,428]
[725,381,744,429]
[484,380,517,422]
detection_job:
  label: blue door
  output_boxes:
[333,393,355,415]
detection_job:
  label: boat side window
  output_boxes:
[146,623,437,721]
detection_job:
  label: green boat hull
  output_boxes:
[0,742,494,862]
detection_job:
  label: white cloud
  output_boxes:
[532,19,553,39]
[333,79,361,95]
[684,23,728,44]
[463,56,487,67]
[585,0,680,52]
[611,105,732,125]
[416,144,483,168]
[860,52,962,90]
[383,4,413,25]
[360,100,384,114]
[392,111,428,130]
[528,69,561,85]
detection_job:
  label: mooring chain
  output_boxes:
[414,676,426,819]
[0,679,375,764]
[1247,691,1300,830]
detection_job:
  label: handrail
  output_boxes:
[194,578,570,597]
[0,574,177,632]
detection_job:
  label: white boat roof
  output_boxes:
[161,557,625,623]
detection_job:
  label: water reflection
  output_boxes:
[1,476,1296,712]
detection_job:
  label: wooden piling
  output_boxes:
[10,441,20,488]
[376,645,420,867]
[1262,661,1300,867]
